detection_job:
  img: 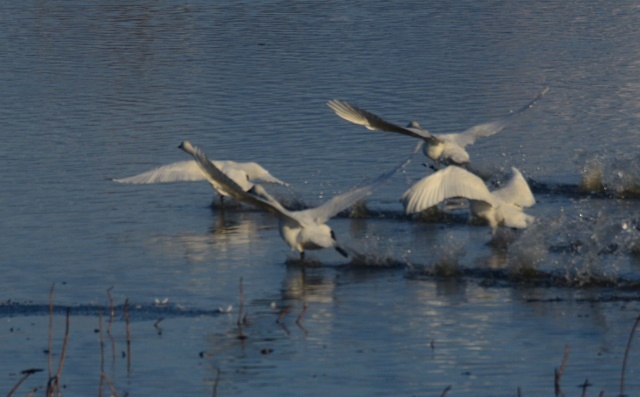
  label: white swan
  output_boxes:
[328,87,548,167]
[179,140,413,260]
[401,166,536,234]
[113,159,288,204]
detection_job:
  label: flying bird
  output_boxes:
[401,166,536,234]
[327,87,549,167]
[113,159,288,205]
[179,140,414,260]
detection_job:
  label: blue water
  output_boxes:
[1,1,640,396]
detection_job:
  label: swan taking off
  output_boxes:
[179,140,413,260]
[401,166,536,234]
[327,87,548,167]
[113,159,288,205]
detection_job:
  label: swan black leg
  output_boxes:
[422,162,438,172]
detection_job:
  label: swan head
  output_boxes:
[178,140,196,154]
[244,162,290,187]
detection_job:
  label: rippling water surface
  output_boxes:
[1,1,640,396]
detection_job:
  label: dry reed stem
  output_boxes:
[53,308,71,392]
[237,277,244,326]
[101,373,121,397]
[98,309,104,397]
[554,344,569,397]
[211,368,221,397]
[106,287,116,362]
[276,305,291,324]
[48,283,55,383]
[235,278,247,342]
[579,378,591,397]
[295,303,308,325]
[106,287,115,334]
[46,308,70,397]
[620,313,640,397]
[106,287,115,320]
[24,386,41,397]
[278,321,290,336]
[124,299,131,374]
[237,322,247,341]
[154,317,164,335]
[6,368,42,397]
[45,284,58,397]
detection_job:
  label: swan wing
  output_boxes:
[214,161,289,190]
[231,161,290,186]
[453,87,550,147]
[306,152,415,224]
[113,161,206,184]
[327,99,432,140]
[250,170,289,186]
[401,166,495,214]
[492,167,536,208]
[180,141,299,225]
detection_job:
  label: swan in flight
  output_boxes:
[113,159,289,205]
[327,87,549,167]
[401,166,536,234]
[179,140,414,260]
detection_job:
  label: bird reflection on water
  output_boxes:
[147,210,273,263]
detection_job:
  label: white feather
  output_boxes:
[328,87,549,166]
[401,166,536,232]
[114,159,288,198]
[179,140,412,259]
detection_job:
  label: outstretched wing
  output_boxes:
[492,167,536,208]
[225,161,290,186]
[305,146,417,224]
[327,99,432,140]
[401,166,495,214]
[113,161,206,184]
[179,141,299,225]
[450,87,549,147]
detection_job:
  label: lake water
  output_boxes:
[1,1,640,396]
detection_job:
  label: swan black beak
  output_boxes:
[330,230,349,257]
[335,246,349,258]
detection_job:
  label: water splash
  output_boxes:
[346,233,409,268]
[577,149,640,198]
[508,220,549,272]
[406,231,467,277]
[511,202,640,286]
